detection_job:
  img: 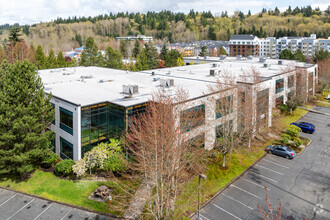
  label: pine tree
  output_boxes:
[220,47,228,56]
[35,45,47,69]
[80,37,98,66]
[57,51,66,67]
[47,49,57,68]
[120,39,128,59]
[133,39,141,58]
[160,45,168,61]
[9,26,22,45]
[104,46,123,69]
[279,49,293,60]
[144,44,159,69]
[136,50,149,71]
[292,49,306,62]
[0,60,54,177]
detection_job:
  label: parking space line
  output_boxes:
[255,164,284,175]
[222,193,254,210]
[264,159,290,169]
[33,203,53,220]
[249,171,278,183]
[60,208,72,220]
[0,193,17,207]
[7,198,35,220]
[211,203,242,220]
[231,185,262,199]
[242,178,269,190]
[200,214,211,220]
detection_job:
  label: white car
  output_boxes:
[327,95,330,101]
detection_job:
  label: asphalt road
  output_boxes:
[0,188,115,220]
[199,106,330,220]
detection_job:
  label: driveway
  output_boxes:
[0,188,115,220]
[199,106,330,220]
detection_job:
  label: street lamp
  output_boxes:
[197,173,207,220]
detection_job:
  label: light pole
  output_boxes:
[197,174,207,220]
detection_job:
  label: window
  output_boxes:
[276,78,284,93]
[288,75,294,88]
[216,95,233,119]
[181,104,205,132]
[60,137,73,160]
[60,107,73,135]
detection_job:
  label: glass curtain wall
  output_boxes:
[81,102,148,157]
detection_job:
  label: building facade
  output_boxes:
[229,35,260,57]
[41,58,317,160]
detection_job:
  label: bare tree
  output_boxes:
[126,88,206,219]
[317,58,330,95]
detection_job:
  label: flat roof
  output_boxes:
[39,58,315,107]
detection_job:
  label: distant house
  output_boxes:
[116,35,153,42]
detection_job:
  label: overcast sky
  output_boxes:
[0,0,328,25]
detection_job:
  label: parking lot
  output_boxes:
[0,188,115,220]
[199,106,330,220]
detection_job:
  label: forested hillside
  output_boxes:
[0,6,329,54]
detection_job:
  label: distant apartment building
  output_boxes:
[229,35,260,57]
[116,35,153,42]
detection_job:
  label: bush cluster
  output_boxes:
[54,159,75,176]
[41,151,59,168]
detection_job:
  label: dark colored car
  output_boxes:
[291,122,315,134]
[267,145,296,159]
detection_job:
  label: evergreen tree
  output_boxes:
[279,49,293,60]
[208,26,217,40]
[160,45,168,61]
[80,37,98,66]
[47,49,57,68]
[35,45,47,69]
[144,44,159,69]
[292,49,305,62]
[133,39,141,58]
[227,29,231,41]
[57,51,66,67]
[120,39,128,59]
[9,26,22,45]
[136,50,149,71]
[0,60,54,177]
[248,10,251,16]
[104,46,123,69]
[165,49,181,67]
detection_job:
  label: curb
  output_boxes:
[0,186,120,219]
[296,139,313,156]
[188,152,267,219]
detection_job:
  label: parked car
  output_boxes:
[326,95,330,100]
[290,122,315,134]
[267,145,296,159]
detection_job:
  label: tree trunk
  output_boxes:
[248,138,251,148]
[290,108,293,115]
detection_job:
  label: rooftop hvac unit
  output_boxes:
[123,85,139,96]
[278,60,283,65]
[220,55,227,60]
[247,56,253,60]
[259,57,266,63]
[237,55,242,60]
[263,63,269,68]
[210,69,220,76]
[160,78,174,87]
[80,75,93,79]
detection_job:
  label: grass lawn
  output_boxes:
[0,170,138,217]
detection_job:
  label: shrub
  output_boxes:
[103,153,127,172]
[41,151,59,168]
[292,137,303,147]
[54,159,75,176]
[280,104,288,113]
[280,133,291,144]
[285,125,301,138]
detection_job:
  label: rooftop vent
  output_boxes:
[151,71,155,76]
[123,85,139,97]
[259,57,266,63]
[153,77,160,81]
[247,56,253,60]
[212,63,220,68]
[160,78,174,87]
[278,60,283,65]
[166,70,171,75]
[220,55,227,60]
[80,75,93,79]
[263,63,269,68]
